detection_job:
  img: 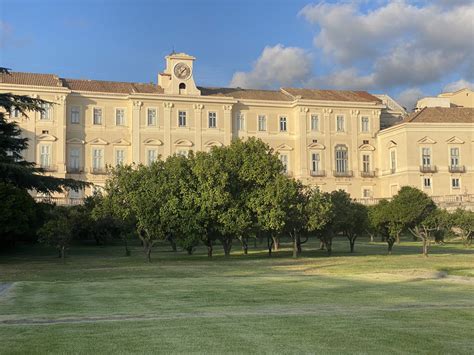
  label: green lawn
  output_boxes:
[0,238,473,354]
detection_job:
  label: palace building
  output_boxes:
[1,53,472,205]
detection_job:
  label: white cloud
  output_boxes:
[396,87,424,111]
[443,79,474,93]
[299,0,474,89]
[230,44,312,89]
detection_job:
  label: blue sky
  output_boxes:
[1,0,473,109]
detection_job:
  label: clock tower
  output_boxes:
[158,52,201,96]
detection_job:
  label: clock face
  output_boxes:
[174,62,191,80]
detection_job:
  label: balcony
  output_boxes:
[90,167,107,175]
[448,165,465,173]
[333,170,353,177]
[420,165,437,173]
[310,170,326,177]
[40,165,57,172]
[360,170,376,178]
[67,167,84,174]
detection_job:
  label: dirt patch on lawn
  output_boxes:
[0,283,14,297]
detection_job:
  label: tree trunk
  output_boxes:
[206,241,213,258]
[186,247,194,255]
[124,239,131,256]
[142,241,152,262]
[326,239,332,256]
[396,232,401,244]
[292,234,298,258]
[369,233,374,243]
[169,236,177,252]
[387,239,394,255]
[222,239,232,257]
[319,240,326,250]
[349,239,355,253]
[272,236,280,251]
[267,235,273,257]
[241,237,248,255]
[60,246,65,262]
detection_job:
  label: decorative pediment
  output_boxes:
[88,138,109,145]
[387,140,397,148]
[143,138,163,146]
[307,142,326,150]
[446,136,464,144]
[204,140,223,148]
[37,134,57,142]
[66,138,85,144]
[174,139,193,147]
[112,138,131,146]
[358,143,375,151]
[417,136,436,144]
[275,143,294,152]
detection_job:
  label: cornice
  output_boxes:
[0,83,71,94]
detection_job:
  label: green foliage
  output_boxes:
[37,208,73,259]
[451,208,474,246]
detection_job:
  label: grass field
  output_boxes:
[0,238,473,354]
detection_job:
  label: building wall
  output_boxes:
[377,123,474,198]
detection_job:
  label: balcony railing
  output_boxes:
[34,196,84,206]
[360,171,376,178]
[90,167,107,175]
[40,165,57,172]
[310,170,326,177]
[333,170,353,177]
[67,167,84,174]
[420,165,437,173]
[448,165,465,173]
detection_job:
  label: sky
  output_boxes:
[1,0,473,110]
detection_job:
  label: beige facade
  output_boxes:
[1,53,473,203]
[417,88,474,110]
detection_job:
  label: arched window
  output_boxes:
[335,145,348,173]
[179,82,186,94]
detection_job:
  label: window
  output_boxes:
[362,154,370,173]
[279,154,288,173]
[93,108,102,125]
[423,177,431,188]
[335,145,348,173]
[336,115,344,132]
[237,113,245,131]
[147,108,157,126]
[422,147,431,167]
[450,148,459,167]
[452,178,460,189]
[279,116,287,132]
[92,148,104,171]
[390,150,396,173]
[363,189,372,198]
[208,112,217,128]
[311,115,319,131]
[178,111,187,127]
[258,115,266,131]
[115,109,125,126]
[147,149,158,165]
[40,103,51,120]
[177,150,189,158]
[361,117,369,132]
[69,148,80,171]
[10,106,20,118]
[115,149,125,166]
[70,106,80,124]
[311,153,320,173]
[39,145,51,168]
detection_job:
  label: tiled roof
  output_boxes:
[0,72,63,87]
[403,107,474,123]
[199,87,293,101]
[63,78,163,94]
[282,88,381,103]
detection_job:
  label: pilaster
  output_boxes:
[132,100,142,164]
[194,104,203,151]
[297,107,309,177]
[223,105,233,146]
[55,95,67,174]
[351,109,360,176]
[163,102,174,157]
[323,108,333,175]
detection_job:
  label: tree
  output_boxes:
[451,208,474,247]
[0,68,87,193]
[37,208,73,260]
[305,188,333,256]
[408,208,448,256]
[369,199,393,254]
